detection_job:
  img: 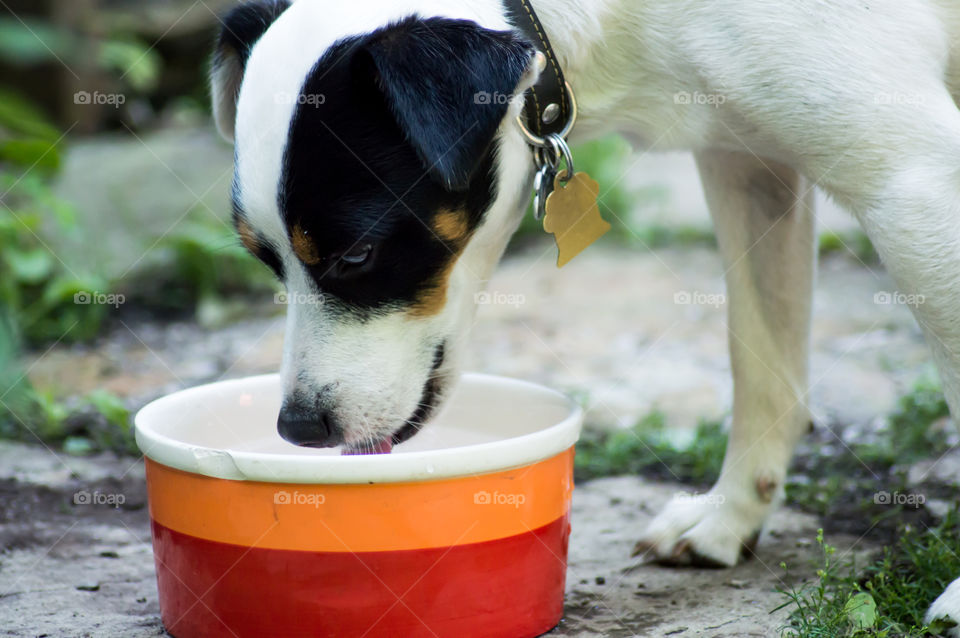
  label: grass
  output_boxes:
[786,376,952,523]
[0,316,137,455]
[778,520,960,637]
[571,380,958,637]
[574,377,951,492]
[819,230,880,264]
[574,412,726,485]
[776,379,958,636]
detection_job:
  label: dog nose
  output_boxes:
[277,400,342,448]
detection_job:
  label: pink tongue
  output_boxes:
[342,438,394,455]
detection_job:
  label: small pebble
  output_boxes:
[76,584,100,592]
[594,576,605,585]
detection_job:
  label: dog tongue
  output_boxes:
[342,438,394,455]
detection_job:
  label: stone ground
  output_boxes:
[0,128,942,636]
[0,439,876,638]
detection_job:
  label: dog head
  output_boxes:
[211,0,540,452]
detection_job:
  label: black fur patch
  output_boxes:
[278,16,533,312]
[213,0,291,68]
[391,342,447,445]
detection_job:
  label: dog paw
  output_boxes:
[925,578,960,637]
[632,488,768,568]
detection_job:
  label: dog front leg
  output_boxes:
[634,151,815,566]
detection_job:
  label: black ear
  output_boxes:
[210,0,291,141]
[359,17,535,191]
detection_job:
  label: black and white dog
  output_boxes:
[211,0,960,626]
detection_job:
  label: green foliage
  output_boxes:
[98,38,161,91]
[80,389,137,455]
[121,217,277,321]
[0,17,74,65]
[886,376,952,465]
[0,309,135,454]
[778,517,960,637]
[819,230,880,264]
[0,90,112,345]
[574,412,727,484]
[786,377,951,519]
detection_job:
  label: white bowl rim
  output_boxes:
[134,373,583,484]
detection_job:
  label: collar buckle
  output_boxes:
[515,81,579,149]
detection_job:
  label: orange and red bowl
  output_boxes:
[135,373,582,638]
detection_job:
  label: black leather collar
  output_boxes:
[503,0,571,139]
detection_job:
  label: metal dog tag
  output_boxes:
[542,172,610,267]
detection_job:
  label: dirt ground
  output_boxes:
[3,241,929,637]
[0,438,878,638]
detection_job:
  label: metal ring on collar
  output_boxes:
[535,134,573,172]
[516,81,578,148]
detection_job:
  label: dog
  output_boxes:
[210,0,960,628]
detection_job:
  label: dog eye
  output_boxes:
[340,243,373,266]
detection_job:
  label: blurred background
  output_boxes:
[0,0,936,456]
[2,2,959,636]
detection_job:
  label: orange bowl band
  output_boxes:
[145,448,574,552]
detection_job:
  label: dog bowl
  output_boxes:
[135,373,582,638]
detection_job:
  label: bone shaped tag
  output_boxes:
[542,172,610,267]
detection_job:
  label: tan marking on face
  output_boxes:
[408,257,458,318]
[291,224,321,265]
[432,208,470,244]
[236,218,260,255]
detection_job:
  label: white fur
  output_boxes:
[226,0,960,622]
[928,578,960,637]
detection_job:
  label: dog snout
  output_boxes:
[277,395,343,448]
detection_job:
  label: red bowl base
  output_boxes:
[151,514,570,638]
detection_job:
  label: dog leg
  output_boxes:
[815,91,960,632]
[634,151,815,567]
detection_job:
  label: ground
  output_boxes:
[0,128,949,636]
[0,438,872,638]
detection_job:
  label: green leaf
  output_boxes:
[843,592,877,630]
[4,247,53,284]
[0,88,60,141]
[0,18,75,66]
[86,390,129,431]
[63,436,94,456]
[928,616,958,633]
[98,39,161,91]
[0,138,61,172]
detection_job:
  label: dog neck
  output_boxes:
[517,0,649,141]
[508,0,704,150]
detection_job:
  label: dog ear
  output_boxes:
[358,18,536,191]
[210,0,291,142]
